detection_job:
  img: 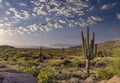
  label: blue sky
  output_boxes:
[0,0,120,48]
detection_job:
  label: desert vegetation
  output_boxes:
[0,35,120,83]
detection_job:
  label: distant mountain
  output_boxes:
[0,40,120,49]
[0,45,15,49]
[98,40,120,48]
[18,46,50,49]
[69,45,82,49]
[69,39,120,49]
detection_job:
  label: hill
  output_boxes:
[0,45,15,49]
[98,40,120,50]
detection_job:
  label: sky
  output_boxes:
[0,0,120,48]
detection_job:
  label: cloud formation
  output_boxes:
[0,0,2,2]
[9,7,30,19]
[101,3,116,10]
[32,0,89,16]
[19,3,27,6]
[0,0,107,35]
[117,14,120,20]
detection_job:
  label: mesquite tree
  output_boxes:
[81,27,97,75]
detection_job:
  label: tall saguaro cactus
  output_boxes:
[81,27,97,75]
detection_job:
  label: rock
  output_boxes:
[99,80,107,83]
[69,78,81,83]
[0,74,4,83]
[0,68,38,83]
[85,77,101,83]
[107,75,120,83]
[85,77,95,83]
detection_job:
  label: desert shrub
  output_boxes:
[16,52,32,58]
[77,61,85,68]
[11,58,17,62]
[96,69,113,79]
[91,59,106,68]
[27,68,39,77]
[37,70,56,83]
[17,66,39,77]
[60,56,64,59]
[26,60,39,67]
[0,63,7,68]
[62,59,72,66]
[74,59,85,68]
[113,48,120,57]
[107,58,120,75]
[3,58,8,61]
[106,48,120,75]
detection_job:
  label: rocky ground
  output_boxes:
[0,68,120,83]
[0,68,38,83]
[84,75,120,83]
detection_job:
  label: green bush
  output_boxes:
[0,63,7,68]
[106,48,120,75]
[62,59,72,66]
[97,69,113,79]
[27,68,39,77]
[107,58,120,75]
[37,70,56,83]
[113,48,120,57]
[16,66,39,77]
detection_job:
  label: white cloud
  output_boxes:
[88,16,103,22]
[87,16,103,25]
[74,16,103,27]
[45,18,50,22]
[0,0,104,35]
[0,24,15,35]
[15,28,24,35]
[32,0,89,16]
[101,3,116,10]
[33,5,47,15]
[19,3,27,6]
[87,6,94,12]
[39,0,46,2]
[6,11,11,15]
[0,0,2,2]
[5,2,11,6]
[32,13,36,16]
[58,20,66,24]
[0,22,12,27]
[30,1,41,6]
[117,14,120,20]
[0,23,4,27]
[9,7,30,19]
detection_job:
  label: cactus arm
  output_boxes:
[95,43,97,55]
[80,27,97,76]
[87,26,90,56]
[81,31,85,55]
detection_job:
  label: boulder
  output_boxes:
[107,75,120,83]
[0,68,38,83]
[84,77,105,83]
[85,77,98,83]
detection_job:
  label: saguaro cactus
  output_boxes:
[81,27,97,75]
[38,46,43,62]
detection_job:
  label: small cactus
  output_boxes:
[81,27,97,75]
[38,46,43,62]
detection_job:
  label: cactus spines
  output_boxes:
[81,27,97,76]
